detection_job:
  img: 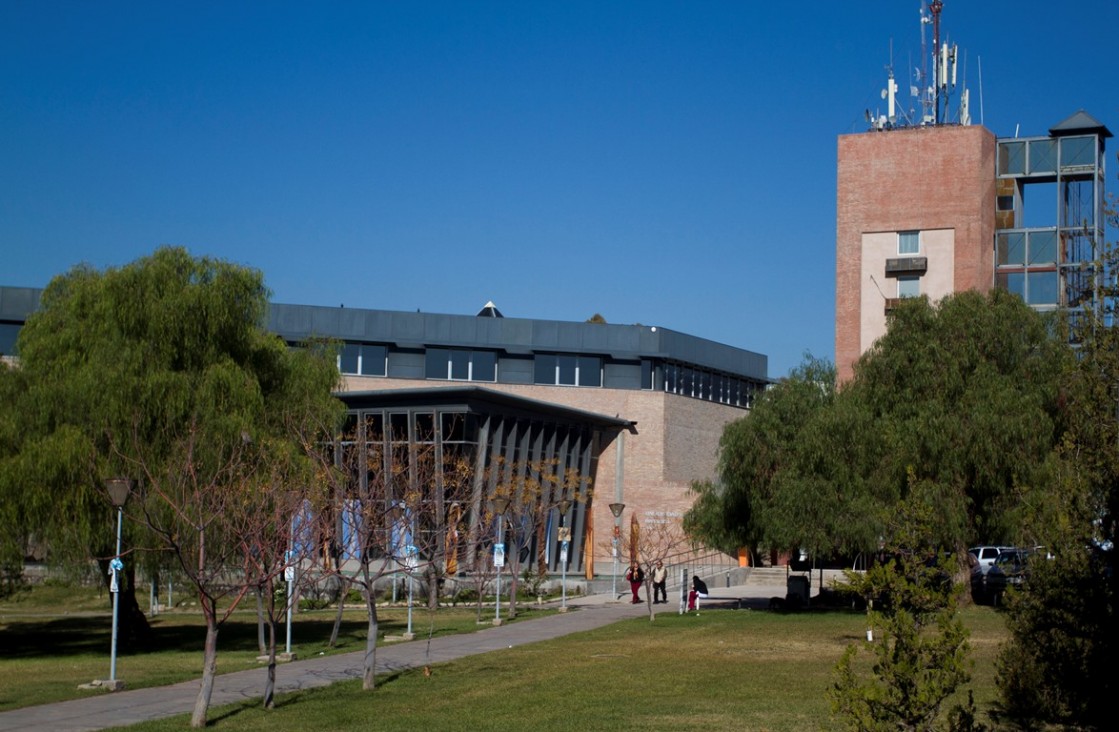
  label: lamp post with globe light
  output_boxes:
[105,478,132,690]
[491,495,510,624]
[608,502,625,600]
[556,498,572,611]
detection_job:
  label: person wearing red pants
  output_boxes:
[687,575,709,610]
[625,562,645,603]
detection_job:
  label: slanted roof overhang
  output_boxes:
[336,386,637,433]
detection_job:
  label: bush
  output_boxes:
[995,543,1115,729]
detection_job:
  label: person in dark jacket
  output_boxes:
[687,575,708,610]
[625,562,645,603]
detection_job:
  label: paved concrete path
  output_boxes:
[0,582,788,731]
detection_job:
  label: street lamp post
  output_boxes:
[608,502,625,601]
[491,495,510,624]
[105,478,132,691]
[557,499,571,612]
[405,512,417,639]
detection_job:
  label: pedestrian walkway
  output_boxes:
[0,580,790,731]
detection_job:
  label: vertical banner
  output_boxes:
[341,499,362,560]
[390,500,413,561]
[445,503,462,575]
[291,499,315,559]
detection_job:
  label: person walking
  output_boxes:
[651,561,668,604]
[625,562,645,603]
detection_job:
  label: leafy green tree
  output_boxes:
[0,247,343,726]
[684,354,837,555]
[689,291,1069,566]
[850,289,1070,549]
[994,235,1118,727]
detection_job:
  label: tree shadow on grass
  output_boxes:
[0,615,382,660]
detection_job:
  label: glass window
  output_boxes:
[534,354,556,384]
[441,412,467,443]
[1027,271,1059,306]
[997,271,1026,301]
[414,413,436,443]
[0,323,20,356]
[641,359,653,390]
[450,349,470,380]
[340,343,360,374]
[999,141,1026,175]
[472,351,496,382]
[425,348,448,379]
[997,232,1026,266]
[557,355,577,385]
[1060,135,1095,167]
[997,195,1015,211]
[364,413,384,443]
[1028,230,1057,265]
[682,367,695,397]
[577,356,601,387]
[1028,139,1057,174]
[389,413,409,442]
[897,276,919,298]
[898,231,920,254]
[664,363,677,393]
[360,344,386,376]
[426,347,495,381]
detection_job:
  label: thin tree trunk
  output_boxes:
[263,577,276,710]
[191,616,219,728]
[426,562,440,610]
[362,590,379,690]
[360,562,379,690]
[329,575,349,648]
[256,586,267,654]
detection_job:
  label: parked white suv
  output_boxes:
[969,545,1012,572]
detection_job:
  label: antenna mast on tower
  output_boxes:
[869,1,969,131]
[930,0,944,124]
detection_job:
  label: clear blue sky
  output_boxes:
[3,1,1116,377]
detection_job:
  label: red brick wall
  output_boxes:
[836,125,996,382]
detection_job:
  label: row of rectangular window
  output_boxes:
[340,343,756,407]
[339,343,387,376]
[425,348,496,382]
[662,363,757,408]
[998,135,1098,177]
[533,353,602,387]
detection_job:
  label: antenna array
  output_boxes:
[867,1,970,131]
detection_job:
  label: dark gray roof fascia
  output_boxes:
[0,286,768,381]
[268,302,768,380]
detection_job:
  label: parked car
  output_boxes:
[969,545,1013,603]
[985,548,1032,605]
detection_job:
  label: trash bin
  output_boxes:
[786,575,810,608]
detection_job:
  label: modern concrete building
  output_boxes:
[0,286,769,584]
[835,113,1111,383]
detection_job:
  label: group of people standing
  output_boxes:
[624,560,707,609]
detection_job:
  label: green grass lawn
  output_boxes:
[112,605,1009,732]
[0,583,546,711]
